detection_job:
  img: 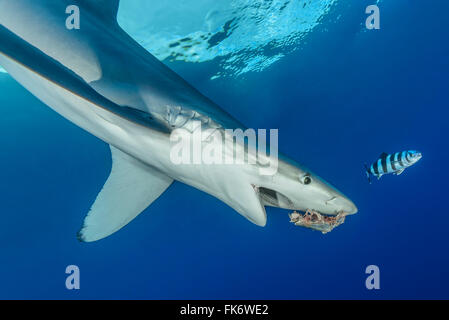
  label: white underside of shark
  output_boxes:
[0,0,357,242]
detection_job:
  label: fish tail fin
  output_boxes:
[364,163,372,184]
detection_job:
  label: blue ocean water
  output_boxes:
[0,0,448,299]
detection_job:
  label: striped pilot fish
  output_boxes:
[365,150,422,183]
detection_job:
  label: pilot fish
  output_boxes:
[365,150,422,183]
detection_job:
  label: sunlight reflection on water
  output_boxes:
[118,0,337,79]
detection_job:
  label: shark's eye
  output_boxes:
[300,174,312,185]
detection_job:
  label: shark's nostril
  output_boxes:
[329,196,357,215]
[325,196,336,205]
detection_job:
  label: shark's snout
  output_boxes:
[341,198,358,215]
[323,195,357,215]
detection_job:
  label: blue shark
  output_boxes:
[0,0,357,241]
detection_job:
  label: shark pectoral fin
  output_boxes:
[77,146,173,242]
[396,169,405,175]
[225,184,267,227]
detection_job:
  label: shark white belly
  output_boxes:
[0,0,357,242]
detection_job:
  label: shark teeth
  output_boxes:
[289,209,348,234]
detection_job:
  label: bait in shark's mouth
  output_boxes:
[289,210,348,234]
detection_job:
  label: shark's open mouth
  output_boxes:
[289,210,348,234]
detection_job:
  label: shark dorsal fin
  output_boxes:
[82,0,120,21]
[379,152,388,159]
